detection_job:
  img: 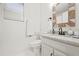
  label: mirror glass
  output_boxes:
[53,3,75,27]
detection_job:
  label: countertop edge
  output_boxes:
[40,34,79,47]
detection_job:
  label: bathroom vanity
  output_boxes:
[40,33,79,56]
[40,3,79,56]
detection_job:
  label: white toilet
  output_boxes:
[26,35,41,56]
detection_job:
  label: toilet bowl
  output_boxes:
[29,40,41,56]
[26,35,41,56]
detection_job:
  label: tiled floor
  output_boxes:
[17,47,36,56]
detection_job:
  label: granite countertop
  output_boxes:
[40,33,79,47]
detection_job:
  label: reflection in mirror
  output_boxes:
[52,3,75,27]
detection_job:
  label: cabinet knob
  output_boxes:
[50,53,53,56]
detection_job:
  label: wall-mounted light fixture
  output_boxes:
[48,17,52,21]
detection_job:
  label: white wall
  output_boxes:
[24,3,52,35]
[0,3,53,55]
[0,4,26,55]
[40,3,52,33]
[24,3,41,35]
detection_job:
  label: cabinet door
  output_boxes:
[41,44,53,56]
[54,49,66,56]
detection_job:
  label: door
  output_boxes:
[41,44,53,56]
[54,49,66,56]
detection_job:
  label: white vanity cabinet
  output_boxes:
[54,49,66,56]
[41,36,66,56]
[41,44,54,56]
[40,34,79,56]
[41,43,66,56]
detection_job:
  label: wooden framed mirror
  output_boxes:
[67,3,75,27]
[52,3,76,27]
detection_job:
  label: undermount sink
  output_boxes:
[64,35,79,39]
[72,36,79,39]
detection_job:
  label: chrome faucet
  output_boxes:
[59,27,63,35]
[58,27,65,35]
